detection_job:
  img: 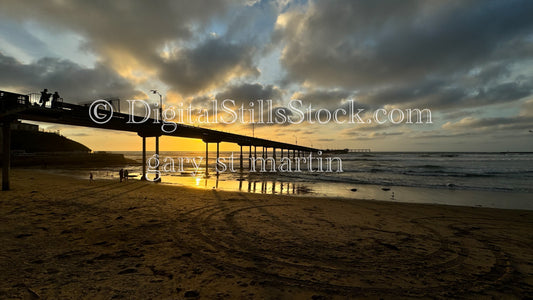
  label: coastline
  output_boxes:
[1,169,532,298]
[28,165,533,211]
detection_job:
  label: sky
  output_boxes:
[1,0,532,151]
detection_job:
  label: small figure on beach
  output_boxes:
[119,168,124,182]
[39,89,51,107]
[51,91,60,108]
[124,170,129,181]
[89,172,94,183]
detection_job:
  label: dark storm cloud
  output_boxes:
[0,0,232,58]
[292,89,353,106]
[0,0,260,96]
[215,83,283,103]
[290,89,373,125]
[362,77,533,110]
[276,0,533,92]
[183,82,283,127]
[160,38,260,95]
[443,116,533,132]
[0,52,139,101]
[214,82,284,126]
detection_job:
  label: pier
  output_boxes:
[350,148,371,153]
[0,90,320,190]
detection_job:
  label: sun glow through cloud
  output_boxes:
[0,0,532,151]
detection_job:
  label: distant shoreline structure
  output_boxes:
[322,148,371,154]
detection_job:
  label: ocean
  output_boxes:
[47,151,533,210]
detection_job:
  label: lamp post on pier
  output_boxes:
[150,89,163,118]
[150,89,163,182]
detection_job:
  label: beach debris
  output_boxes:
[350,188,357,192]
[173,252,193,259]
[26,286,40,299]
[15,233,32,238]
[30,259,44,264]
[184,290,199,298]
[381,187,391,191]
[379,241,399,251]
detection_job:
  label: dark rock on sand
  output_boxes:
[117,268,137,275]
[184,290,199,298]
[15,233,32,238]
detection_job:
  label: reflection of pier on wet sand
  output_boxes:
[196,173,314,195]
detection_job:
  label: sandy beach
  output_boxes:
[0,169,532,299]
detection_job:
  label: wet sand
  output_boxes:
[1,169,532,299]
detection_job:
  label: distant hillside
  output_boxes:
[1,130,139,167]
[10,130,91,153]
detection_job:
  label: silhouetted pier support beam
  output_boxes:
[239,145,243,171]
[205,142,209,177]
[254,146,257,170]
[141,136,147,181]
[292,149,296,159]
[138,133,161,181]
[248,145,252,169]
[216,142,220,175]
[2,120,11,191]
[154,136,161,182]
[273,147,276,160]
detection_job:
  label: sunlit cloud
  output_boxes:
[0,0,532,151]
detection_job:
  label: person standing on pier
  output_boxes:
[119,168,124,182]
[39,89,51,107]
[51,91,60,108]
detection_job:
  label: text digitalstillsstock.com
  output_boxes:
[89,99,432,133]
